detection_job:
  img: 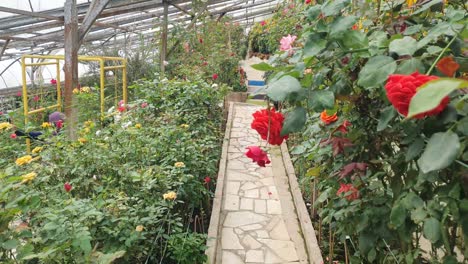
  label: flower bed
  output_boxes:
[0,77,227,263]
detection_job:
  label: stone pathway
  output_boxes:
[215,103,309,264]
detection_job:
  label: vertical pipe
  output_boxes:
[122,59,127,105]
[100,59,105,121]
[56,59,62,112]
[160,0,168,75]
[21,56,31,153]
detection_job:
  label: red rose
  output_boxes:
[336,183,359,201]
[50,79,57,85]
[385,72,449,118]
[260,20,267,26]
[245,146,271,167]
[10,133,17,139]
[204,176,211,184]
[55,120,63,129]
[320,110,338,125]
[212,73,218,80]
[118,106,126,112]
[251,109,288,145]
[64,182,72,192]
[141,102,148,108]
[305,0,312,4]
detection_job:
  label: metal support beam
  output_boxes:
[64,0,79,139]
[160,1,169,74]
[0,6,63,21]
[79,0,112,43]
[0,39,11,61]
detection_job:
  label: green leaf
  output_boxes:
[358,56,397,89]
[389,36,418,56]
[308,90,335,111]
[377,106,396,131]
[96,250,126,264]
[304,34,327,57]
[321,0,350,17]
[403,25,423,35]
[407,78,468,118]
[2,239,19,250]
[329,16,357,39]
[417,22,455,49]
[281,107,307,136]
[251,62,275,71]
[411,207,427,224]
[342,30,369,50]
[405,138,425,161]
[390,203,406,228]
[423,217,441,243]
[266,75,302,102]
[396,58,425,74]
[402,192,424,209]
[426,45,443,55]
[418,131,461,173]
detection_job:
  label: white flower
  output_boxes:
[163,60,169,66]
[95,130,101,136]
[122,121,132,129]
[114,115,121,123]
[104,136,109,141]
[212,84,218,88]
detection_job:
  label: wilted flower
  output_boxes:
[16,155,33,166]
[163,191,177,200]
[135,225,144,232]
[21,172,37,184]
[32,146,43,154]
[174,162,185,168]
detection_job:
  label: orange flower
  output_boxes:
[320,110,338,124]
[436,56,459,77]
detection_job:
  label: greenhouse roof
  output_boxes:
[0,0,280,61]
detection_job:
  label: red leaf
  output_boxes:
[436,56,459,77]
[338,162,367,179]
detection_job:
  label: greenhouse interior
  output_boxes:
[0,0,467,263]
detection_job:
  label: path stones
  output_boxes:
[217,104,306,264]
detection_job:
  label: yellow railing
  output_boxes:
[21,54,127,152]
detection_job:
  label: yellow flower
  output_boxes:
[163,191,177,201]
[84,120,94,127]
[135,123,142,129]
[78,138,87,144]
[21,172,37,184]
[41,122,51,128]
[180,124,189,129]
[407,0,416,7]
[135,225,144,232]
[16,155,33,166]
[73,88,80,94]
[32,146,43,154]
[81,86,91,93]
[174,162,185,168]
[0,122,13,130]
[84,127,90,134]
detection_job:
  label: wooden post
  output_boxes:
[64,0,79,139]
[160,0,168,75]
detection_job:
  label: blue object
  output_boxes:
[248,80,265,86]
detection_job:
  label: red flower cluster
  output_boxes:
[336,183,359,201]
[385,72,449,118]
[251,109,288,145]
[245,146,271,167]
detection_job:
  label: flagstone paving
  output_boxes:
[215,104,309,264]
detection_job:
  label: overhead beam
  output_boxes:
[79,0,112,43]
[0,39,10,60]
[0,6,63,21]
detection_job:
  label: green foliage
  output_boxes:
[0,77,226,263]
[250,0,468,262]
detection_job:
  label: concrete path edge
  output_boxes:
[206,102,235,264]
[280,143,324,264]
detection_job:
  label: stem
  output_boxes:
[426,33,460,75]
[382,238,400,264]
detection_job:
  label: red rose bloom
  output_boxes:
[64,182,72,192]
[336,183,359,201]
[50,79,57,85]
[10,133,17,139]
[245,146,271,167]
[260,20,267,26]
[251,109,288,145]
[204,176,211,184]
[305,0,312,4]
[385,72,449,118]
[212,73,218,80]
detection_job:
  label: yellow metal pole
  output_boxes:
[122,59,127,104]
[56,59,62,111]
[21,56,31,153]
[99,59,105,121]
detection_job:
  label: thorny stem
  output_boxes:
[382,238,400,264]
